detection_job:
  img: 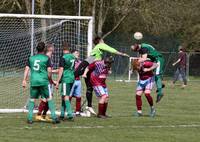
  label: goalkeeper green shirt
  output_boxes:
[59,53,75,83]
[90,43,118,60]
[27,54,51,87]
[139,43,163,62]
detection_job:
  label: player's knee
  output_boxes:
[144,90,151,95]
[99,95,108,103]
[105,96,109,102]
[136,91,142,96]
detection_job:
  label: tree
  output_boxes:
[91,0,139,38]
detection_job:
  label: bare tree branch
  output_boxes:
[103,0,138,38]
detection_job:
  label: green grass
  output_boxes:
[0,80,200,142]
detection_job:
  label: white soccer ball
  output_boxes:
[134,32,143,40]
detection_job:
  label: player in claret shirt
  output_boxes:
[132,59,158,117]
[131,43,165,103]
[69,49,82,115]
[82,56,114,119]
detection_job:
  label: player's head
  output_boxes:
[104,56,114,68]
[93,36,104,45]
[132,59,140,71]
[178,45,185,52]
[131,43,141,52]
[45,43,54,57]
[63,41,70,53]
[36,42,45,53]
[72,49,80,59]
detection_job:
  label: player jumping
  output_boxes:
[131,39,165,103]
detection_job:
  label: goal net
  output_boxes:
[0,14,93,113]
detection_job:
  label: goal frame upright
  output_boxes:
[0,13,93,113]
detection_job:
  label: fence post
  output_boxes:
[186,53,190,81]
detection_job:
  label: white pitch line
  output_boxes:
[50,124,200,129]
[1,124,200,130]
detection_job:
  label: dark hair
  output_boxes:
[36,42,45,52]
[179,45,185,51]
[71,49,79,53]
[93,36,102,45]
[104,56,114,64]
[133,44,140,51]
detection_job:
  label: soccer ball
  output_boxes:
[134,32,143,40]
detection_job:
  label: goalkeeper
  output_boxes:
[131,42,165,103]
[75,36,129,115]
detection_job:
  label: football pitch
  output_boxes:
[0,79,200,142]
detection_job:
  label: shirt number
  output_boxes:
[70,59,75,70]
[33,60,40,71]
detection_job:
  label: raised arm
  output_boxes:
[98,43,129,57]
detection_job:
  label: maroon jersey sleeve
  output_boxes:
[143,61,153,68]
[139,61,154,80]
[88,62,96,71]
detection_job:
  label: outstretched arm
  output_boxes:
[99,43,129,57]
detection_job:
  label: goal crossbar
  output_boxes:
[0,13,93,113]
[0,13,93,20]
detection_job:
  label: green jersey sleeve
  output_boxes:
[98,43,118,54]
[90,43,118,60]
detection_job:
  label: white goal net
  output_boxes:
[0,14,93,113]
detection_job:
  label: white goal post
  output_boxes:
[127,57,139,82]
[0,13,93,113]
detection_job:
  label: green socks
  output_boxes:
[65,100,73,117]
[27,100,35,121]
[155,75,163,96]
[47,100,57,120]
[60,99,66,117]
